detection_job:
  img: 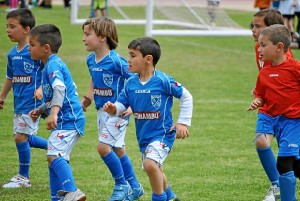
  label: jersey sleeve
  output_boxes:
[117,86,130,108]
[6,54,13,79]
[163,74,183,98]
[47,61,66,89]
[118,56,132,79]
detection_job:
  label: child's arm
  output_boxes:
[46,85,65,130]
[29,104,48,122]
[0,78,12,109]
[171,87,193,139]
[247,98,264,111]
[103,101,127,116]
[81,80,94,112]
[33,85,43,100]
[47,106,60,130]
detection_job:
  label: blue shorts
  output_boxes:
[274,116,300,157]
[255,113,275,135]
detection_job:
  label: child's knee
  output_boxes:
[277,156,295,174]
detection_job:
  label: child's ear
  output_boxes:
[145,55,153,65]
[276,42,285,52]
[44,44,51,53]
[24,26,31,34]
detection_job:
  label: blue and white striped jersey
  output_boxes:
[117,70,183,152]
[6,44,43,113]
[42,54,85,135]
[86,50,132,109]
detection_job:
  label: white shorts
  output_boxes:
[141,141,171,169]
[47,130,80,161]
[13,114,40,135]
[97,109,128,148]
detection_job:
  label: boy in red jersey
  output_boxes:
[248,24,300,201]
[251,9,294,201]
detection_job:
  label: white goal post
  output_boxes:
[70,0,252,37]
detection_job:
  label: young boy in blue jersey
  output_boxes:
[28,24,86,201]
[81,17,143,201]
[103,37,193,201]
[0,8,48,189]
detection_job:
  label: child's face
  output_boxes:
[82,25,101,52]
[257,34,277,62]
[28,35,46,62]
[128,48,144,73]
[252,16,267,42]
[6,17,28,43]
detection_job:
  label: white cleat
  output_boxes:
[2,174,31,188]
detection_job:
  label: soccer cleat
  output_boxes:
[169,193,180,201]
[125,183,144,200]
[2,174,31,188]
[262,185,280,201]
[58,189,86,201]
[109,183,132,201]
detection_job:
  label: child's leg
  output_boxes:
[49,165,63,201]
[49,157,76,192]
[255,114,279,187]
[118,152,139,188]
[28,135,48,149]
[256,144,279,186]
[99,145,127,186]
[143,158,165,195]
[47,130,81,194]
[277,156,296,201]
[15,134,31,178]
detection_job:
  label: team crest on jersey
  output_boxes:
[43,84,53,99]
[24,62,34,73]
[151,95,161,109]
[103,74,113,87]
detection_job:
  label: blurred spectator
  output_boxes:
[207,0,220,26]
[254,0,271,10]
[63,0,70,9]
[95,0,108,17]
[5,0,18,12]
[39,0,52,9]
[272,0,280,9]
[278,0,298,39]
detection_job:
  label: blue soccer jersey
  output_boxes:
[86,50,132,109]
[6,44,43,113]
[117,70,183,152]
[42,54,85,135]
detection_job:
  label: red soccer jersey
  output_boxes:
[255,58,300,118]
[254,43,294,114]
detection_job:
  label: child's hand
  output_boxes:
[247,98,263,111]
[29,109,41,122]
[103,101,117,115]
[34,86,43,100]
[81,96,92,112]
[47,113,58,130]
[170,123,189,139]
[0,98,4,110]
[122,107,132,117]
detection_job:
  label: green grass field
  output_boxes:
[1,5,300,201]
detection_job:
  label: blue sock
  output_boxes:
[257,146,279,186]
[279,171,296,201]
[16,142,30,178]
[102,151,127,185]
[49,166,63,201]
[165,185,175,200]
[152,192,167,201]
[120,154,139,188]
[51,157,76,192]
[28,135,48,150]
